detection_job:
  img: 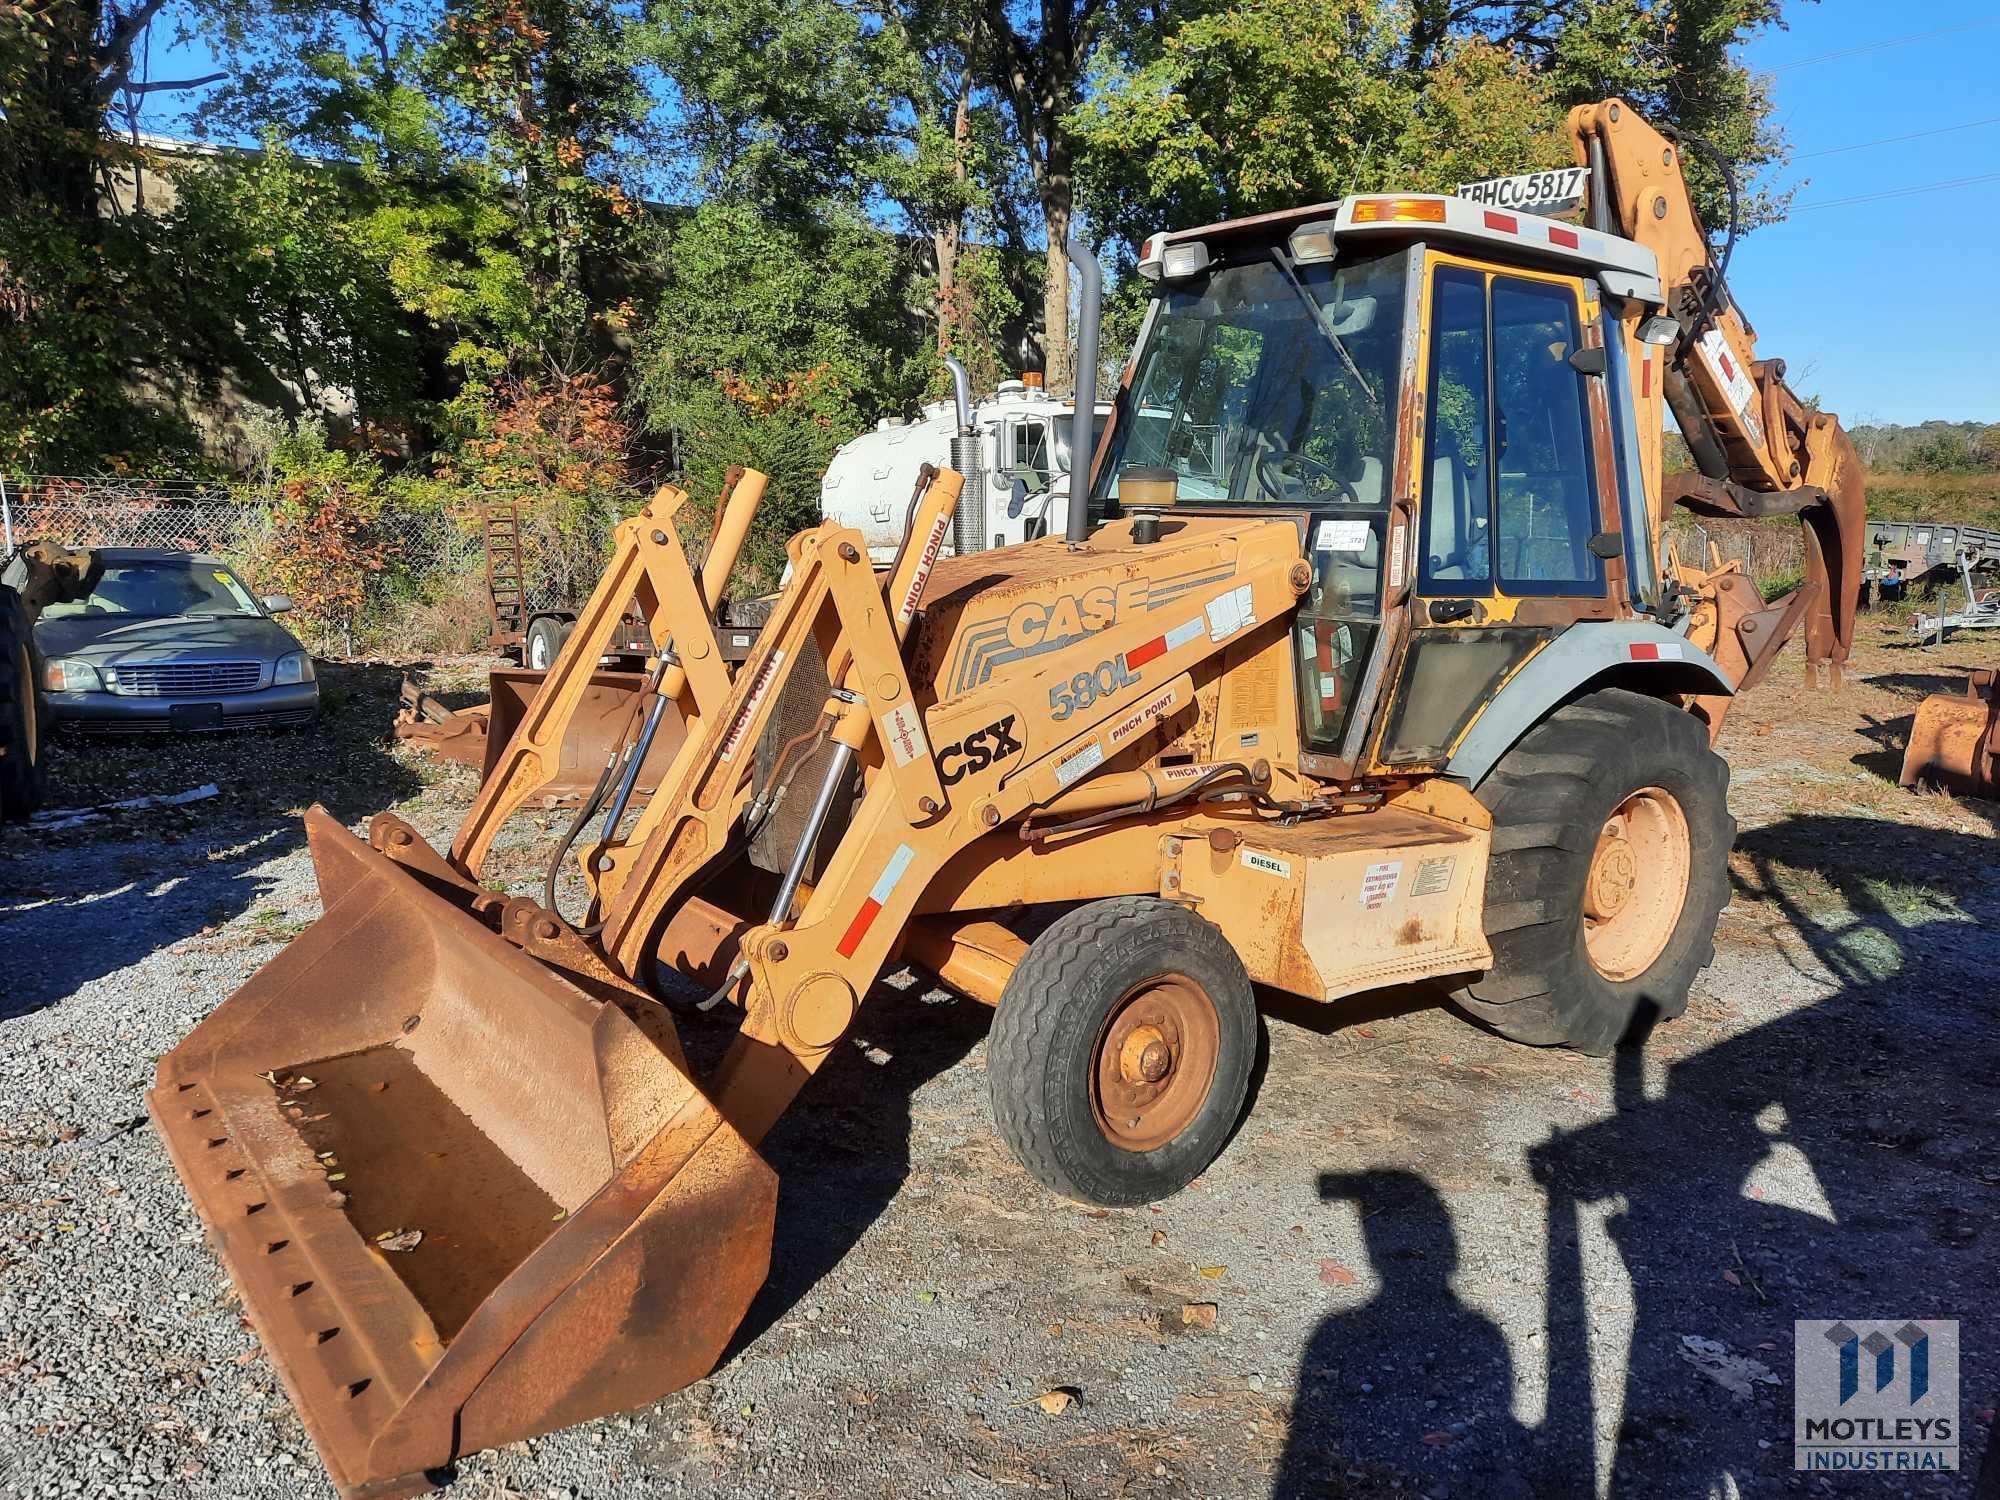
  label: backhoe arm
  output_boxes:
[1567,100,1868,686]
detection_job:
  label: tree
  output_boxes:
[1074,0,1796,279]
[975,0,1126,393]
[629,198,927,585]
[1074,2,1564,248]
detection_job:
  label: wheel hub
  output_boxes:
[1583,786,1692,982]
[1586,831,1637,919]
[1091,977,1220,1153]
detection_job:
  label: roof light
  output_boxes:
[1159,240,1211,280]
[1287,220,1337,264]
[1638,314,1680,347]
[1136,233,1165,281]
[1349,197,1448,225]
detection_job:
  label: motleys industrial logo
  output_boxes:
[1795,1319,1958,1472]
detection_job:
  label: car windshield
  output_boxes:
[41,561,263,620]
[1093,249,1407,508]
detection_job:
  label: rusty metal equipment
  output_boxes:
[394,669,685,802]
[153,808,775,1499]
[1900,669,2000,799]
[151,104,1884,1500]
[391,678,490,770]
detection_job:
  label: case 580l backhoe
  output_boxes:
[152,99,1866,1497]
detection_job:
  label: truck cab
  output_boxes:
[821,381,1111,561]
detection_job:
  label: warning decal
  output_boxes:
[718,648,786,763]
[1054,740,1104,789]
[1411,856,1456,899]
[880,701,928,766]
[897,513,951,625]
[1359,860,1403,910]
[1205,583,1257,642]
[1696,329,1765,449]
[1106,682,1183,748]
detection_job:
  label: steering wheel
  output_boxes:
[1256,449,1358,504]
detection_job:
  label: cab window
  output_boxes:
[1419,266,1605,598]
[1012,420,1052,491]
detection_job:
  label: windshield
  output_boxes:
[1094,250,1408,509]
[41,561,263,620]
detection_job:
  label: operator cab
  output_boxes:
[1090,194,1663,781]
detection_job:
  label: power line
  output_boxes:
[1788,170,2000,213]
[1794,114,2000,159]
[1769,17,2000,72]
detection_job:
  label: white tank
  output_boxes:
[820,388,1111,562]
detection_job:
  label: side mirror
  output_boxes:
[262,594,295,613]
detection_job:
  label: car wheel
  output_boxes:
[525,617,565,672]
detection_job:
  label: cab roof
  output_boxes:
[1141,193,1664,305]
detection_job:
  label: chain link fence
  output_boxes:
[1665,519,1806,593]
[0,474,633,655]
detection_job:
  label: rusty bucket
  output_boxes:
[482,667,683,797]
[149,808,775,1499]
[1899,668,1999,799]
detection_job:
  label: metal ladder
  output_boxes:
[483,504,527,647]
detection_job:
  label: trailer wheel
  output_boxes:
[1454,688,1733,1055]
[989,896,1258,1207]
[525,616,565,672]
[0,588,45,820]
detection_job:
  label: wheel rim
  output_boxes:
[1089,973,1220,1152]
[1583,785,1691,982]
[16,642,35,767]
[528,632,549,670]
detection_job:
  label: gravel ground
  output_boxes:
[2,631,1996,1500]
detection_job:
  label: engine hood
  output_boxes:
[34,612,305,666]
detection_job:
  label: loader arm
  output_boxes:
[1568,100,1868,688]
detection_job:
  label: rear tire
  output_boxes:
[1453,688,1733,1055]
[0,587,44,820]
[988,897,1258,1207]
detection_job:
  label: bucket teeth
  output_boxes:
[151,808,775,1499]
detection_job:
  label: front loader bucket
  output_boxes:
[1899,669,1999,798]
[149,808,775,1499]
[481,667,684,796]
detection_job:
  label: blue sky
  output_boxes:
[1731,4,2000,426]
[137,4,1997,427]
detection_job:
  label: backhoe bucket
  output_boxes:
[1899,668,1999,799]
[482,667,684,797]
[149,807,776,1499]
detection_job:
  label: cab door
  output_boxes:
[1370,254,1621,770]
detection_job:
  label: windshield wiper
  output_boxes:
[1267,246,1380,408]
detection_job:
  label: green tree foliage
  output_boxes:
[167,145,421,418]
[1075,0,1791,273]
[629,199,927,585]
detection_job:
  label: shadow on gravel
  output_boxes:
[1,661,424,1020]
[1277,815,2000,1498]
[723,976,994,1360]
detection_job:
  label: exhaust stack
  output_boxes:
[1066,238,1103,545]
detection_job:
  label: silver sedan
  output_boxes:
[32,549,319,731]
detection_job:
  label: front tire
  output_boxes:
[1453,688,1733,1055]
[988,897,1259,1207]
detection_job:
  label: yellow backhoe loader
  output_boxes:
[151,100,1867,1497]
